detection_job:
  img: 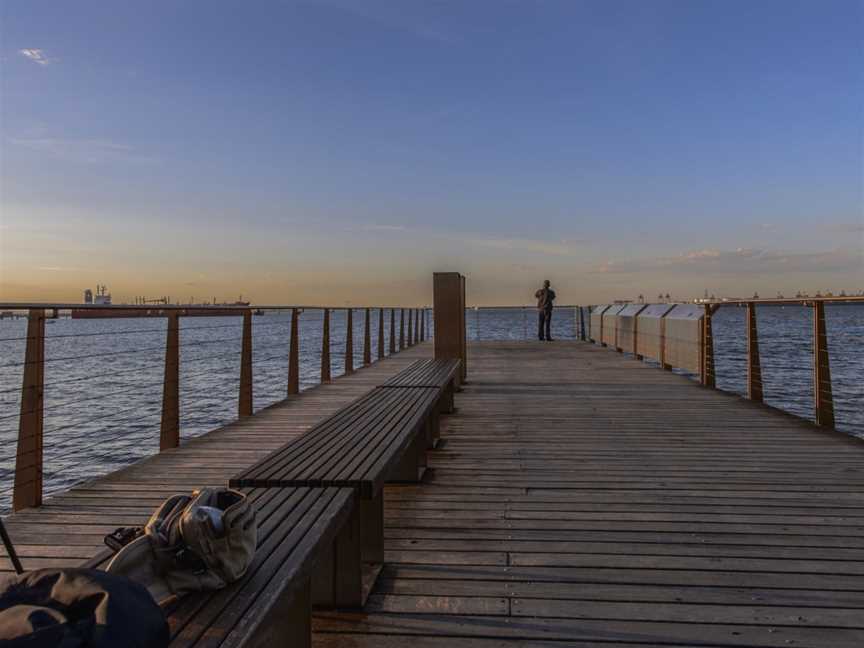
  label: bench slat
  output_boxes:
[168,486,354,647]
[230,387,438,497]
[382,359,460,389]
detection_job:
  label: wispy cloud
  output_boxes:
[474,238,584,257]
[8,136,149,164]
[360,223,407,232]
[829,223,864,234]
[18,49,55,66]
[318,2,456,44]
[594,247,862,276]
[37,266,79,272]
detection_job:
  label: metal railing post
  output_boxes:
[420,308,426,341]
[13,309,45,511]
[389,309,396,354]
[407,309,413,346]
[238,310,253,417]
[288,308,300,395]
[363,308,372,365]
[377,308,385,360]
[345,308,354,374]
[746,302,763,403]
[399,309,405,350]
[701,304,715,388]
[159,312,180,450]
[321,308,331,383]
[813,301,835,427]
[414,308,419,344]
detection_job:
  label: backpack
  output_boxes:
[0,568,168,647]
[105,488,257,605]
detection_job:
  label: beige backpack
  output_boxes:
[105,488,257,605]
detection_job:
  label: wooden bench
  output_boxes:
[85,486,358,648]
[380,358,461,419]
[378,358,461,448]
[229,386,440,586]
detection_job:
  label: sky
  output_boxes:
[1,0,862,306]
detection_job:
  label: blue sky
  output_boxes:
[1,0,862,304]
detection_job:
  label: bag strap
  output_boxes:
[0,518,23,574]
[104,526,145,554]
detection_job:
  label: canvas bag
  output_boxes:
[106,487,257,605]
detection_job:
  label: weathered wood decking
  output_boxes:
[315,341,864,647]
[0,344,432,571]
[4,339,864,646]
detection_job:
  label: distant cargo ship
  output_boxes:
[72,286,256,318]
[84,285,112,305]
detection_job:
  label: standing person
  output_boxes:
[535,280,556,341]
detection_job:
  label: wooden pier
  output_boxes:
[3,338,864,645]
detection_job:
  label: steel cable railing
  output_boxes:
[468,306,580,342]
[0,305,431,512]
[581,299,863,438]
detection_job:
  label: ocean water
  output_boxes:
[0,304,861,510]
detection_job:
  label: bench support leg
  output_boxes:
[425,412,440,449]
[388,431,426,483]
[444,384,456,413]
[313,508,363,608]
[247,577,311,648]
[360,491,384,564]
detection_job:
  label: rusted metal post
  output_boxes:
[288,308,300,395]
[459,275,467,381]
[701,304,715,388]
[433,272,467,385]
[321,309,331,383]
[345,308,354,374]
[377,308,385,360]
[660,311,671,370]
[813,301,835,427]
[746,302,763,403]
[239,310,253,417]
[13,309,45,511]
[399,309,405,350]
[407,309,413,346]
[389,309,396,354]
[363,308,371,365]
[159,312,180,450]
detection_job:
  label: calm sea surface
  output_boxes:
[0,304,861,510]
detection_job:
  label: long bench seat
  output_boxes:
[381,358,461,390]
[230,385,440,578]
[379,358,461,448]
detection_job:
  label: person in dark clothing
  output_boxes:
[535,280,556,341]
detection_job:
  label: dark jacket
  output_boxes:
[535,288,556,312]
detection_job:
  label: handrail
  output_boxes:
[1,305,432,511]
[0,302,430,311]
